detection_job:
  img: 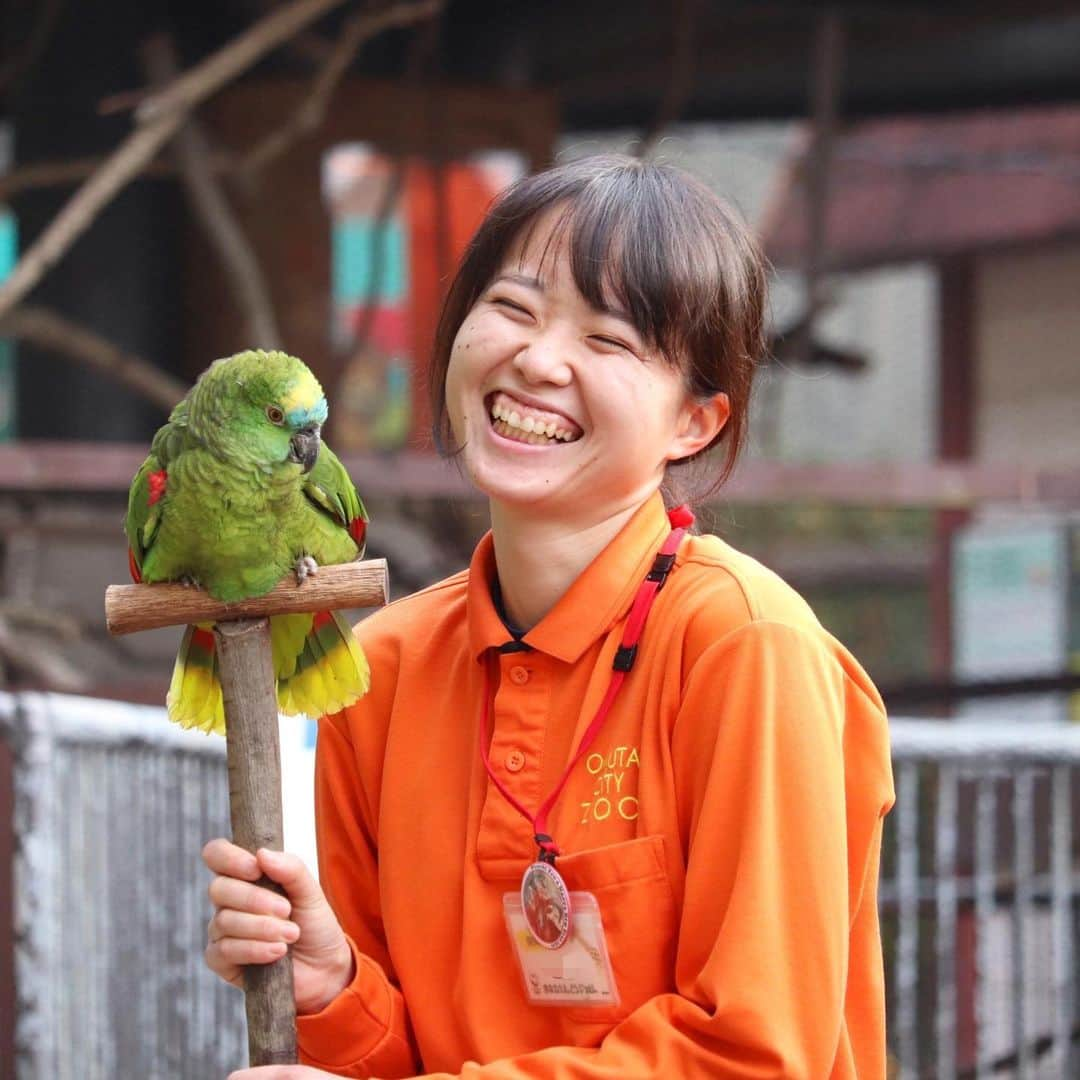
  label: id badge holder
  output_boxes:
[503,889,620,1008]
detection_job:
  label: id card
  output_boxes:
[503,890,620,1007]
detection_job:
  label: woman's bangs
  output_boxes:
[563,184,685,360]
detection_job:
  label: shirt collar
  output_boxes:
[467,493,672,663]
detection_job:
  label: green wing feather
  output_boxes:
[303,441,368,551]
[125,454,162,569]
[124,398,191,571]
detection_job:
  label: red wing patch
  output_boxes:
[128,548,142,583]
[312,610,333,630]
[147,469,167,506]
[349,516,366,547]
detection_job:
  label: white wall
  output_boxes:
[976,244,1080,466]
[557,124,940,464]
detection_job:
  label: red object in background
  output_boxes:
[403,160,505,450]
[343,306,410,354]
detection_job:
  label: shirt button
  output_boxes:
[505,750,526,772]
[509,665,530,685]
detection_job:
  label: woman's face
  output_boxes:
[444,211,725,523]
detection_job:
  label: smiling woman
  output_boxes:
[431,156,765,495]
[205,157,894,1080]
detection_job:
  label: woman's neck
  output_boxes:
[489,497,648,631]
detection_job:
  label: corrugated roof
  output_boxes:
[761,104,1080,270]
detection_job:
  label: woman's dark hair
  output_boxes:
[429,154,768,499]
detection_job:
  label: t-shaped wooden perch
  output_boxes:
[104,558,389,1066]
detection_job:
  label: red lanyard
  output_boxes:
[477,505,694,866]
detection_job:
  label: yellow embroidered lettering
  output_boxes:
[618,795,639,821]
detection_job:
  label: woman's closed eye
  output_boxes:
[491,296,532,317]
[589,333,637,355]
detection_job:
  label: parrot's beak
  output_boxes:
[288,426,321,472]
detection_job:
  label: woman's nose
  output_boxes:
[512,332,573,386]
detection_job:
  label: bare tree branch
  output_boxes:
[0,602,82,641]
[0,116,185,320]
[142,34,281,349]
[0,306,188,411]
[635,0,702,158]
[239,0,445,179]
[0,152,240,203]
[0,0,65,93]
[0,616,90,692]
[137,0,353,125]
[0,157,157,202]
[0,0,352,321]
[243,0,337,65]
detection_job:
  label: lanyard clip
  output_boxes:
[534,833,559,865]
[645,550,677,586]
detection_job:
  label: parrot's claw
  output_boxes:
[295,555,319,584]
[178,574,200,588]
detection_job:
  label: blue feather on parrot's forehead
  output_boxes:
[279,371,328,428]
[285,397,328,429]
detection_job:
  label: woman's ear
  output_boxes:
[666,392,731,462]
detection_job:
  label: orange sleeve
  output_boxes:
[296,712,422,1078]
[406,620,892,1079]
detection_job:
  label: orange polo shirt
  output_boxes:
[296,494,895,1078]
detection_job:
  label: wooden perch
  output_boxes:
[105,558,388,635]
[105,556,389,1066]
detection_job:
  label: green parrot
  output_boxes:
[125,349,370,735]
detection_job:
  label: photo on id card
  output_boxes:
[503,890,620,1007]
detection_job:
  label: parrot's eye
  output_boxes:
[266,405,285,425]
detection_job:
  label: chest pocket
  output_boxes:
[556,834,677,1025]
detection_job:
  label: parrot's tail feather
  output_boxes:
[166,624,226,736]
[275,610,369,720]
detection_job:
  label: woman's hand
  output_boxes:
[203,839,355,1016]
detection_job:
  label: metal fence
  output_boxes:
[3,696,1078,1079]
[884,720,1080,1080]
[0,692,245,1080]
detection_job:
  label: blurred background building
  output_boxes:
[0,2,1078,1077]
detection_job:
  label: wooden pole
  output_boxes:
[216,617,297,1066]
[104,560,389,1066]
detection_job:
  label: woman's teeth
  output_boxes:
[490,397,578,444]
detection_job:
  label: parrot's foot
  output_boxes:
[178,574,200,588]
[295,555,319,584]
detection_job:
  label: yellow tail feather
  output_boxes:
[165,613,369,735]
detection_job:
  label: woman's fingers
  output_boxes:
[202,838,261,881]
[203,945,244,988]
[207,935,289,968]
[208,874,292,919]
[254,848,324,908]
[210,908,300,945]
[204,910,297,982]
